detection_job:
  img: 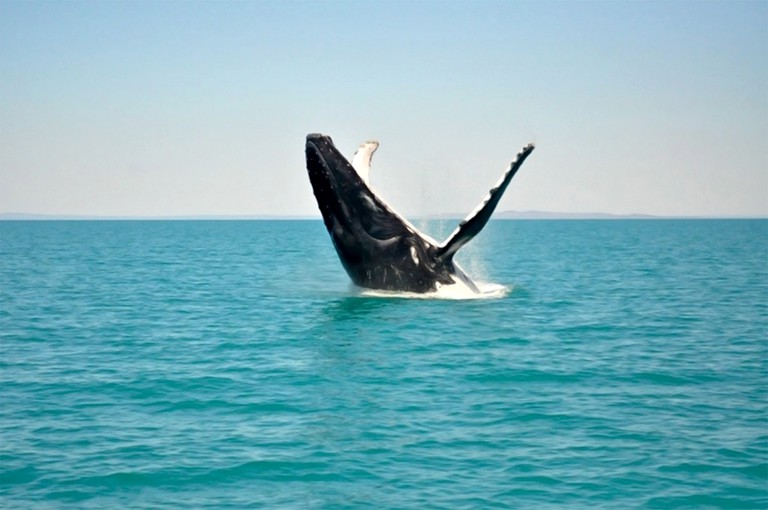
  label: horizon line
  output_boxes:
[1,211,766,221]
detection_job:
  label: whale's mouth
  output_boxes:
[305,135,334,183]
[305,135,351,230]
[305,134,355,194]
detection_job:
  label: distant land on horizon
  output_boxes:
[1,211,765,221]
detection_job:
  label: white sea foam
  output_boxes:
[356,281,510,300]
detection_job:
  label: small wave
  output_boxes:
[356,282,510,300]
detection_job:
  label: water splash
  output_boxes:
[355,281,510,300]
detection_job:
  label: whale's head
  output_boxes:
[305,133,391,270]
[305,133,370,235]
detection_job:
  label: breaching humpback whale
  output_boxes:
[305,133,535,294]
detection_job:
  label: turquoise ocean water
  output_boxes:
[1,219,766,509]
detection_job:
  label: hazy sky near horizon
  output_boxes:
[1,0,766,217]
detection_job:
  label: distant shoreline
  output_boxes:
[1,212,765,221]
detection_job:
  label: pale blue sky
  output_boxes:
[1,0,766,217]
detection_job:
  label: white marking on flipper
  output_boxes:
[349,140,442,247]
[437,143,535,260]
[351,140,379,185]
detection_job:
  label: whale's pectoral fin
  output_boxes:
[436,143,535,261]
[351,140,380,185]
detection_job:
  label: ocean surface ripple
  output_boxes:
[1,219,766,508]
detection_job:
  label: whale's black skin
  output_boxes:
[305,133,535,293]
